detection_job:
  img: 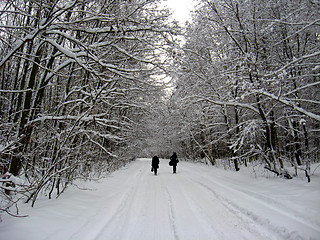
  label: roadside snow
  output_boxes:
[1,159,319,240]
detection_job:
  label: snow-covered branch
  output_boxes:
[256,90,320,122]
[194,96,260,114]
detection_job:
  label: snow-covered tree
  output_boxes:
[0,0,178,211]
[171,0,319,179]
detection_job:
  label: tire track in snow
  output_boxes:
[164,186,180,240]
[172,172,264,240]
[91,162,177,240]
[213,175,320,231]
[182,163,320,240]
[70,163,146,240]
[67,184,136,240]
[233,186,320,230]
[97,164,146,240]
[195,180,308,240]
[172,174,224,239]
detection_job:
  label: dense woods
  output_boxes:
[0,0,319,216]
[169,0,319,179]
[0,0,178,213]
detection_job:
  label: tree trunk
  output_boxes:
[10,44,43,176]
[292,120,302,166]
[13,2,34,124]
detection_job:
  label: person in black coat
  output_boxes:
[169,152,179,173]
[151,156,159,175]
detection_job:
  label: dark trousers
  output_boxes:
[154,168,158,175]
[173,165,176,173]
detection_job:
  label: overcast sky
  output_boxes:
[162,0,197,25]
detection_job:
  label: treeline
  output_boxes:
[169,0,319,179]
[0,0,177,213]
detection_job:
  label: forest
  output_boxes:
[0,0,319,216]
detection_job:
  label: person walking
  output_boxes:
[151,155,159,175]
[169,152,179,173]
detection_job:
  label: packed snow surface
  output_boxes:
[1,158,319,240]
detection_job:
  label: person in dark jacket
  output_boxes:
[151,156,160,175]
[169,152,179,173]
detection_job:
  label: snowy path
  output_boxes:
[1,158,320,240]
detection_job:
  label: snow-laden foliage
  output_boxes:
[170,0,319,178]
[0,0,179,213]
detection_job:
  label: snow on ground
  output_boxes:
[1,158,320,240]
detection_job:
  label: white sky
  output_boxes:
[162,0,197,25]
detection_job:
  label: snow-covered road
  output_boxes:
[1,158,320,240]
